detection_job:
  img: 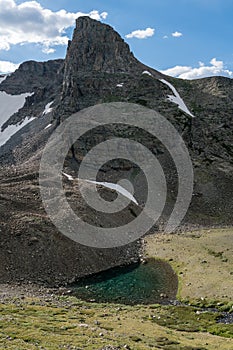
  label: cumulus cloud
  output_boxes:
[160,58,233,79]
[0,60,19,73]
[0,0,108,53]
[42,47,55,54]
[100,12,108,20]
[172,31,183,37]
[126,27,155,39]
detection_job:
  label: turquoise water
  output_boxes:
[72,258,178,305]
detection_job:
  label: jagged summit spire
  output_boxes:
[60,17,162,114]
[64,16,139,75]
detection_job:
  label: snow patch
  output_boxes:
[160,79,195,118]
[44,123,52,130]
[0,91,34,146]
[62,172,74,181]
[0,75,7,85]
[142,70,153,77]
[42,101,54,115]
[0,91,32,126]
[87,180,138,205]
[61,173,139,205]
[0,116,35,147]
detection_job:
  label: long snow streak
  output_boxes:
[160,79,195,118]
[62,172,139,205]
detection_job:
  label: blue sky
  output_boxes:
[0,0,232,78]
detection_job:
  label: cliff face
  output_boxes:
[0,17,232,285]
[64,17,139,77]
[59,17,163,118]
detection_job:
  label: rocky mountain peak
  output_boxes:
[64,16,139,75]
[61,17,162,115]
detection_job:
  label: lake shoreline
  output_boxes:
[1,228,232,303]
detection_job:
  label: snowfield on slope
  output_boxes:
[0,85,34,146]
[87,180,139,205]
[0,76,7,84]
[0,116,35,147]
[160,79,195,118]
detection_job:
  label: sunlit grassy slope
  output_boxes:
[0,228,232,349]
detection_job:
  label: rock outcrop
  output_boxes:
[59,16,163,119]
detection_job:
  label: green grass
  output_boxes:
[145,228,233,301]
[0,296,232,349]
[1,228,233,349]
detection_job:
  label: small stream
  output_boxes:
[71,258,178,305]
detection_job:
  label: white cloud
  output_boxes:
[172,31,183,38]
[160,58,233,79]
[0,0,108,53]
[126,27,155,39]
[0,60,19,73]
[161,65,191,77]
[100,11,108,20]
[0,42,10,51]
[42,47,55,54]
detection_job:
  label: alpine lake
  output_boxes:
[71,258,178,305]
